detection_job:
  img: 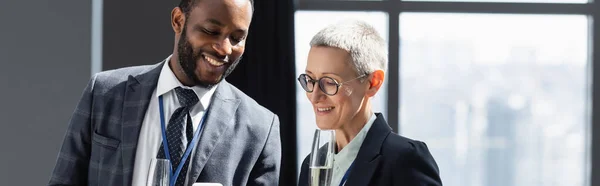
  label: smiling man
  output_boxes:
[48,0,281,186]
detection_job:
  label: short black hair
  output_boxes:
[178,0,254,16]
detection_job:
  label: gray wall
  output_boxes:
[102,0,176,70]
[0,0,92,185]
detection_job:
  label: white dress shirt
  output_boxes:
[131,55,217,186]
[330,113,377,186]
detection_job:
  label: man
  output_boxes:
[48,0,281,185]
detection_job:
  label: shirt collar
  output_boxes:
[156,55,218,110]
[335,112,378,161]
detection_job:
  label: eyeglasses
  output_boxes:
[297,73,367,96]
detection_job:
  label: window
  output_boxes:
[405,0,587,4]
[399,13,589,186]
[295,1,595,185]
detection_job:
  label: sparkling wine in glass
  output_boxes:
[309,129,335,186]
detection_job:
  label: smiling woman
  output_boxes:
[295,0,599,186]
[294,12,389,177]
[296,19,442,186]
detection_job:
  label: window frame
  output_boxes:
[294,0,600,185]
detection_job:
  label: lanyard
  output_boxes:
[158,95,209,186]
[339,161,355,186]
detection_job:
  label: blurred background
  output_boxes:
[1,0,599,186]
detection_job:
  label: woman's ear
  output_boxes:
[366,70,385,97]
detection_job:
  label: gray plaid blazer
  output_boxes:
[48,61,281,186]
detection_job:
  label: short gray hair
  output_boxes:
[310,19,388,76]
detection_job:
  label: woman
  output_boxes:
[297,20,443,186]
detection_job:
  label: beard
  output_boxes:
[176,23,242,88]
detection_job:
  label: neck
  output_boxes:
[169,54,195,87]
[335,109,373,152]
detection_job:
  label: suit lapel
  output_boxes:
[189,81,240,183]
[120,62,163,186]
[346,113,391,186]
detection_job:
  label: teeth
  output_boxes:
[317,107,334,112]
[204,55,225,66]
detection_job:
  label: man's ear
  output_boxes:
[366,70,385,97]
[171,7,186,34]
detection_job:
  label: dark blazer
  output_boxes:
[299,113,442,186]
[48,61,281,186]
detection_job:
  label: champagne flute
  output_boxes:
[309,129,335,186]
[149,158,171,186]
